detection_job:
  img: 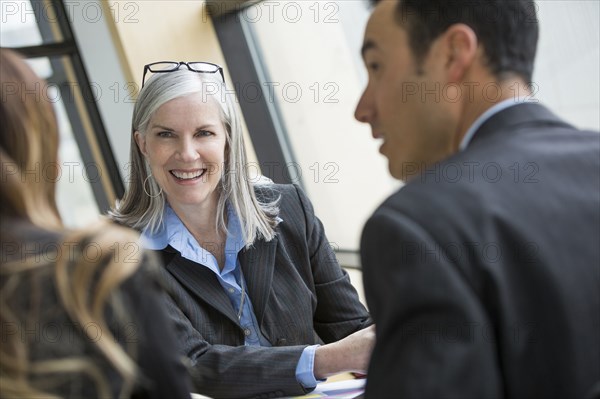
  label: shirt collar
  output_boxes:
[139,207,173,250]
[140,203,247,274]
[459,97,536,151]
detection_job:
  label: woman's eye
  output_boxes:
[196,130,213,137]
[157,131,173,138]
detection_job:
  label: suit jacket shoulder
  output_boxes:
[361,103,600,398]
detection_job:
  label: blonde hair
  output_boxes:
[0,48,142,398]
[0,49,61,230]
[0,224,143,398]
[109,69,279,247]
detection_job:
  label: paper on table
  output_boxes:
[289,378,366,399]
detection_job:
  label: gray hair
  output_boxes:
[109,69,279,246]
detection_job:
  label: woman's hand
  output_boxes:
[313,325,376,379]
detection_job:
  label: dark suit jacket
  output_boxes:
[361,103,600,398]
[155,184,371,399]
[0,219,192,399]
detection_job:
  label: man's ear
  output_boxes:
[442,23,478,82]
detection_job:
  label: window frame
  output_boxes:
[4,0,124,212]
[210,0,365,268]
[210,2,304,186]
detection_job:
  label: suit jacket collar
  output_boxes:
[239,236,278,329]
[163,248,241,325]
[159,234,279,334]
[469,102,573,148]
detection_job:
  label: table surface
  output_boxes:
[190,374,365,399]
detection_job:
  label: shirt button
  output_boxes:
[228,287,235,293]
[244,328,251,336]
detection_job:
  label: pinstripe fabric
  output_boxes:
[155,184,372,399]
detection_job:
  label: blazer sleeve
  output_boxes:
[159,289,311,399]
[290,184,372,342]
[120,255,193,399]
[360,208,502,399]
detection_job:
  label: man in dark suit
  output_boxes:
[354,0,600,398]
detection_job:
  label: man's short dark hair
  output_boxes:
[371,0,539,82]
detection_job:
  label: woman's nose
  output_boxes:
[177,138,199,162]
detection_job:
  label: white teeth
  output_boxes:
[171,170,204,180]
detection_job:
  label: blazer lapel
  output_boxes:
[239,236,278,331]
[166,253,240,326]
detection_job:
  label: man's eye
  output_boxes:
[367,62,380,72]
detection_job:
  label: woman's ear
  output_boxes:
[134,131,147,157]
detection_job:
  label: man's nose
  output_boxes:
[354,88,373,124]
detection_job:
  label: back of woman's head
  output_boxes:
[1,221,144,398]
[0,49,148,398]
[0,48,61,229]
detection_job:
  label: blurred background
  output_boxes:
[2,0,598,298]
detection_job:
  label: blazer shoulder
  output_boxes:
[253,182,308,210]
[376,179,475,214]
[253,181,300,198]
[370,177,488,243]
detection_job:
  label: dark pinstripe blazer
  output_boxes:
[154,184,371,399]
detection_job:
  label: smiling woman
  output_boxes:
[109,65,374,399]
[111,68,277,243]
[133,92,231,267]
[135,93,227,232]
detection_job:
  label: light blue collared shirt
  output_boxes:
[140,204,320,389]
[459,97,537,151]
